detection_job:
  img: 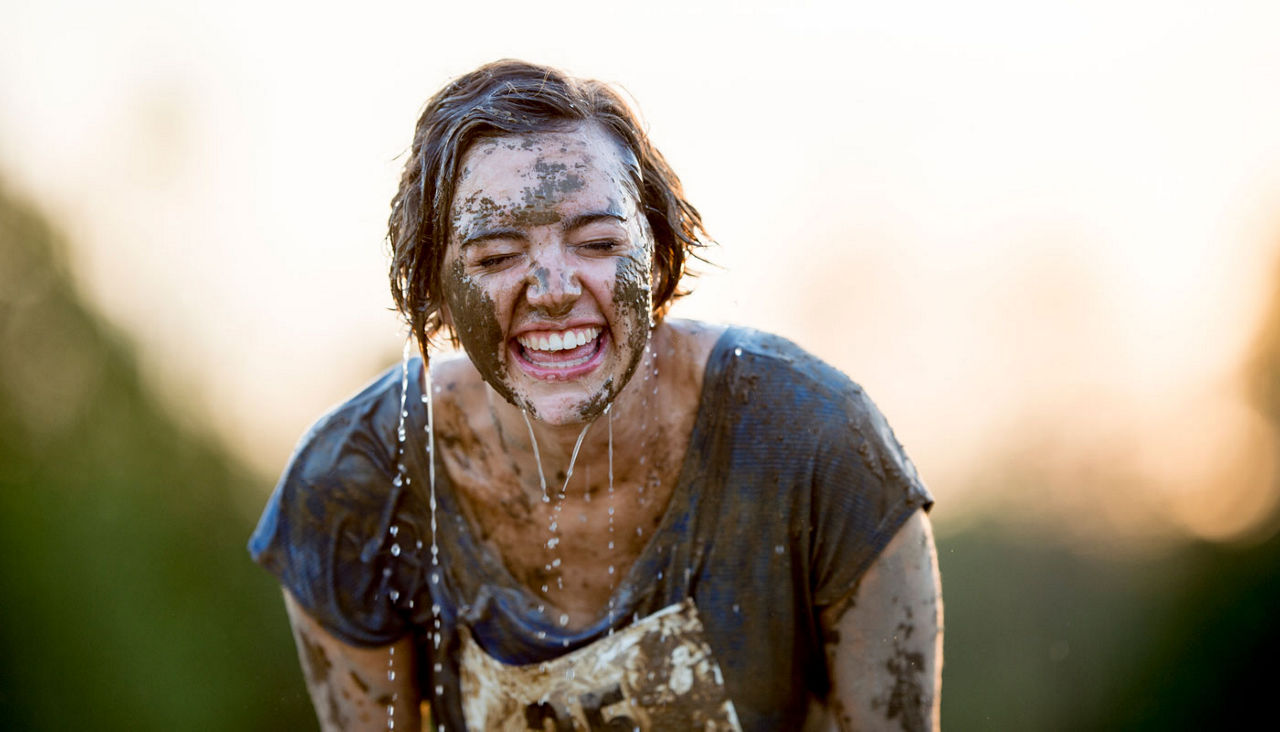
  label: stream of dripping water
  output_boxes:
[388,338,444,730]
[388,339,410,731]
[521,407,597,637]
[606,406,616,633]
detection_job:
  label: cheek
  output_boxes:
[612,249,653,324]
[443,260,519,402]
[611,252,654,357]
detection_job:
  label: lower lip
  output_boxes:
[511,332,609,381]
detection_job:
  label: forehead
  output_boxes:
[451,125,637,222]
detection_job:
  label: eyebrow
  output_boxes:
[561,210,627,233]
[460,210,627,250]
[460,228,526,250]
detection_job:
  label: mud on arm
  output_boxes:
[820,510,943,731]
[284,590,422,731]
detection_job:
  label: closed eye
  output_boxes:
[581,239,621,253]
[478,253,519,269]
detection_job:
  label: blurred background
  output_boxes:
[2,0,1279,728]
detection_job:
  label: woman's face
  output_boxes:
[441,123,653,425]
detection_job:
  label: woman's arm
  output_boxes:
[820,510,943,731]
[283,591,423,731]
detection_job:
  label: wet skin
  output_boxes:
[441,124,654,427]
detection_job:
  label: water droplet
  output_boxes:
[559,613,569,626]
[435,684,444,696]
[734,347,743,357]
[541,584,549,593]
[387,670,396,681]
[390,543,401,557]
[537,631,547,639]
[434,662,443,673]
[432,603,441,615]
[608,541,615,549]
[733,604,740,614]
[551,558,561,567]
[389,589,400,602]
[636,527,643,536]
[774,544,784,555]
[657,571,663,580]
[389,525,399,536]
[608,565,615,575]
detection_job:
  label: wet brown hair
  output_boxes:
[388,59,709,350]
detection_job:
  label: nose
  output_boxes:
[524,249,582,315]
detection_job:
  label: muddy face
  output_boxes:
[441,124,653,425]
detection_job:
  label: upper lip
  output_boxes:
[510,318,606,338]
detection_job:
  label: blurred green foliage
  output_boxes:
[2,178,1277,730]
[937,523,1280,729]
[0,183,313,729]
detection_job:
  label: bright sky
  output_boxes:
[3,0,1279,543]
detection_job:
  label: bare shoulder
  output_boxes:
[423,350,504,485]
[425,349,490,427]
[662,318,728,389]
[426,349,484,396]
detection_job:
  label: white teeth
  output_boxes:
[517,326,600,353]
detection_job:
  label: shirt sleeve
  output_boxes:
[248,409,417,647]
[809,385,934,608]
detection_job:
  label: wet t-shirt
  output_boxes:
[249,327,933,730]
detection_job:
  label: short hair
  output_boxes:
[388,59,709,351]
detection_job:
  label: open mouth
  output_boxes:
[512,326,607,380]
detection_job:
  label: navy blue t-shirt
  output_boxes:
[250,326,932,730]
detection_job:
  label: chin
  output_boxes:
[511,380,615,426]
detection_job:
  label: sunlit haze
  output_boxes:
[4,0,1279,544]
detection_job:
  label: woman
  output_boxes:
[251,59,941,731]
